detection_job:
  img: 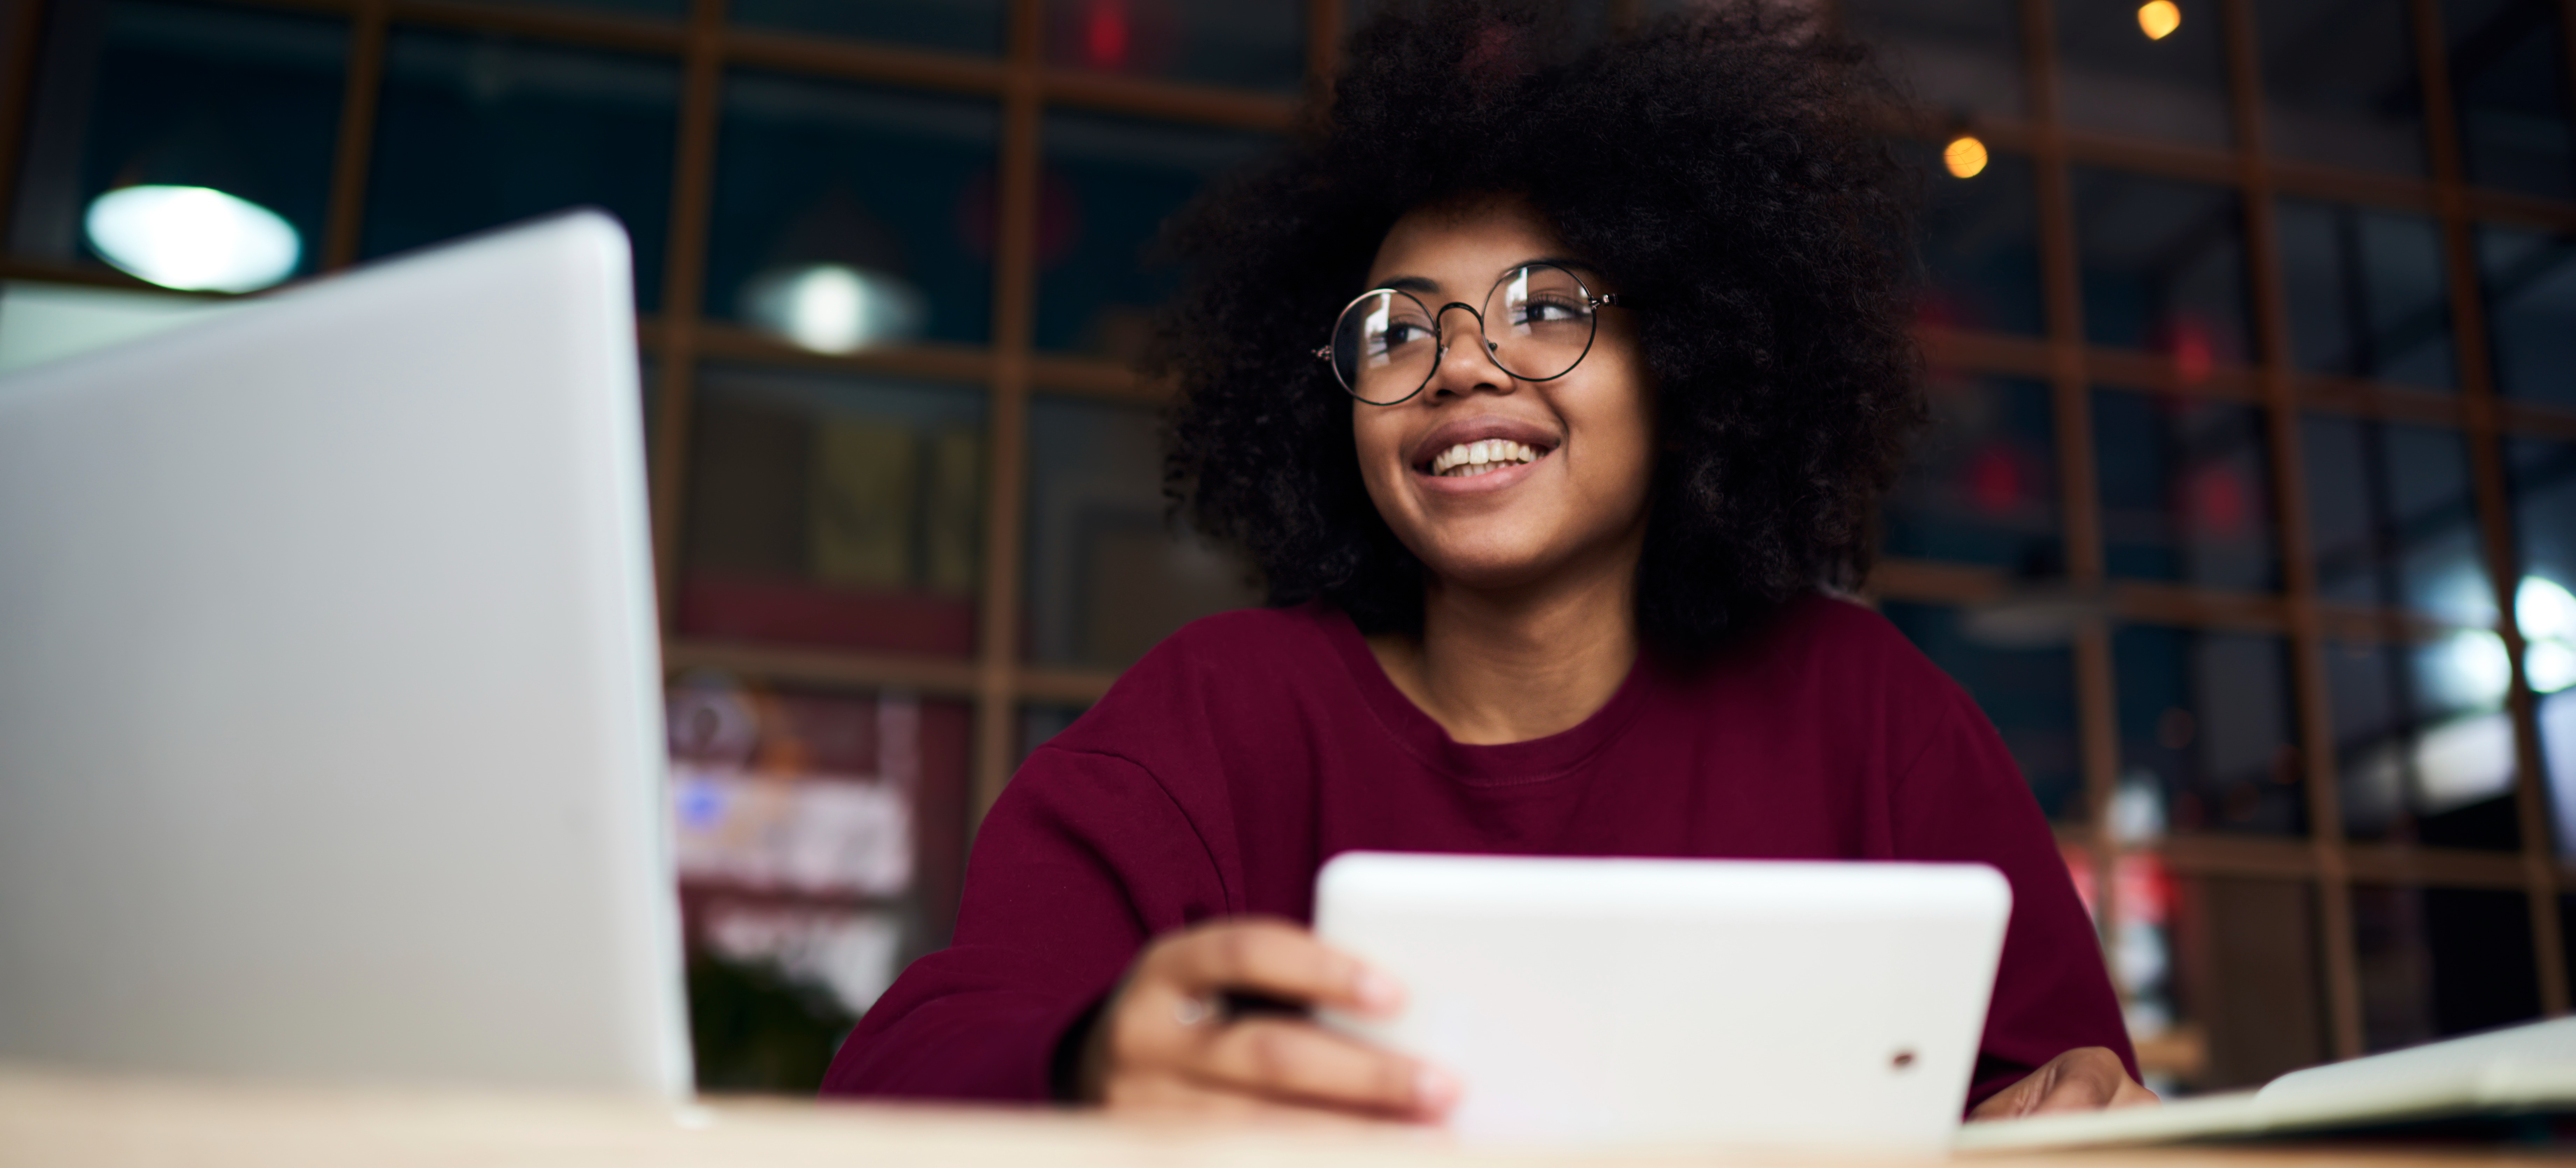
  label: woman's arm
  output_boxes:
[819,747,1219,1100]
[821,744,1451,1117]
[1888,694,2146,1112]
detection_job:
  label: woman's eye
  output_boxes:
[1516,298,1584,324]
[1372,321,1433,351]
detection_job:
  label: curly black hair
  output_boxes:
[1155,0,1926,656]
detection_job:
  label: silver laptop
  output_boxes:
[1315,852,2011,1153]
[0,212,690,1096]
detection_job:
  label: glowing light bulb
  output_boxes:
[83,185,301,293]
[2138,0,2181,40]
[2519,576,2576,642]
[1943,135,1989,179]
[2528,641,2576,694]
[740,263,926,354]
[2431,628,2513,710]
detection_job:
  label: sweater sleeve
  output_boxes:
[819,745,1231,1101]
[1890,693,2136,1108]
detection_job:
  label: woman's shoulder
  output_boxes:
[1120,602,1349,686]
[1680,592,1978,732]
[1743,592,1952,680]
[1042,603,1352,754]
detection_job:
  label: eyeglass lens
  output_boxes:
[1329,264,1599,404]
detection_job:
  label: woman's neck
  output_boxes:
[1365,543,1643,746]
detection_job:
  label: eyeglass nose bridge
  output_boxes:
[1428,300,1503,364]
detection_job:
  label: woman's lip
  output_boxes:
[1412,451,1547,495]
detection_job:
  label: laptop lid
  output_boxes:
[1315,851,2011,1152]
[0,212,689,1096]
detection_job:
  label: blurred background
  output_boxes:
[3,0,2575,1103]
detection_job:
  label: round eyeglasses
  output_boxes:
[1313,262,1628,406]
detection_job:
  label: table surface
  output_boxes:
[0,1064,2555,1168]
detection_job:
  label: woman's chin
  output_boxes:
[1415,543,1579,595]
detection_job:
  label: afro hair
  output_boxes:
[1155,0,1927,656]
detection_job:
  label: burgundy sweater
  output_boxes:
[820,595,2132,1106]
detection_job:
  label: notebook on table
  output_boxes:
[1957,1014,2576,1151]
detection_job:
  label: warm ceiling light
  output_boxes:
[1943,135,1989,179]
[83,185,300,293]
[2137,0,2181,40]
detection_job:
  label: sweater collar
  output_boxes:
[1318,605,1657,786]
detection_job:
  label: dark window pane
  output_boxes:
[2096,389,2280,591]
[2354,885,2540,1052]
[2161,876,2331,1093]
[9,0,345,284]
[2510,438,2576,852]
[677,366,986,657]
[1909,140,2043,336]
[1036,112,1275,357]
[2255,0,2429,174]
[2073,168,2253,366]
[2276,201,2454,389]
[668,680,972,1091]
[1024,395,1259,669]
[2561,896,2576,1006]
[1885,374,2061,569]
[1044,0,1304,93]
[1881,602,2084,821]
[364,32,679,309]
[2057,0,2232,147]
[1846,0,2025,118]
[2446,0,2575,199]
[2114,624,2305,836]
[705,74,999,348]
[2479,225,2576,409]
[2326,637,2521,848]
[2302,416,2491,620]
[730,0,1003,55]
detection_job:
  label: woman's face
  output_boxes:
[1351,197,1657,593]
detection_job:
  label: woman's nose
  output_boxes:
[1426,303,1512,399]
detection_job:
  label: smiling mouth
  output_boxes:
[1421,439,1548,478]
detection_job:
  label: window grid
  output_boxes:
[6,0,2576,1080]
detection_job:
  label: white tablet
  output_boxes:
[1314,852,2011,1152]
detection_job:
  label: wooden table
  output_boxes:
[0,1064,2553,1168]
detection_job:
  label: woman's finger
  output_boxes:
[2108,1069,2161,1109]
[1967,1047,2157,1121]
[1147,918,1404,1017]
[1188,1016,1458,1117]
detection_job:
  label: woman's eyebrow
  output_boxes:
[1373,257,1600,295]
[1515,255,1600,276]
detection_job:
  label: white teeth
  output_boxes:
[1427,439,1544,477]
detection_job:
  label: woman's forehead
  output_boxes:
[1364,195,1572,289]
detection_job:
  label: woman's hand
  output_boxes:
[1967,1047,2160,1121]
[1075,917,1460,1121]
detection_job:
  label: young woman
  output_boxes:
[823,0,2156,1122]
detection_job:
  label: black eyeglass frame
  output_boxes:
[1311,262,1630,406]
